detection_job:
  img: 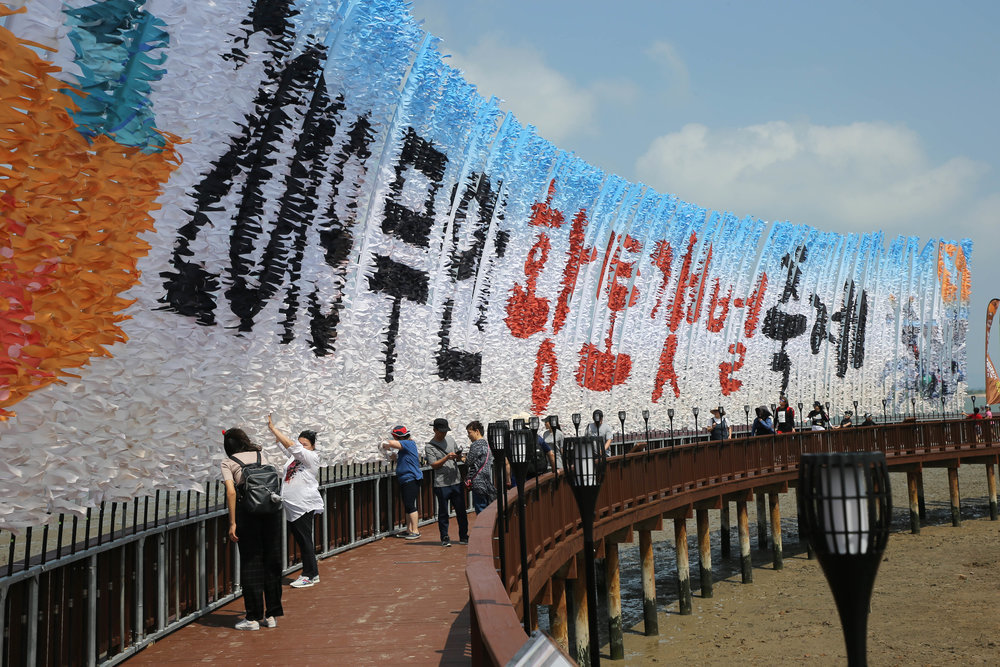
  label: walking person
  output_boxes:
[542,415,564,471]
[222,428,283,630]
[463,420,496,513]
[267,414,324,588]
[425,418,469,547]
[707,407,731,440]
[381,425,423,539]
[775,396,795,433]
[751,406,775,435]
[586,410,614,453]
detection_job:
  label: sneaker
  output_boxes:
[441,538,452,547]
[290,576,315,588]
[458,538,469,545]
[311,575,320,584]
[235,619,260,631]
[263,616,277,628]
[404,532,421,540]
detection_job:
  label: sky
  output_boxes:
[410,0,1000,391]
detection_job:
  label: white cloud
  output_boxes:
[444,35,635,144]
[644,40,690,99]
[634,120,988,236]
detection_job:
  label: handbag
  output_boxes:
[464,454,489,490]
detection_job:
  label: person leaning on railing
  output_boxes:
[380,425,423,539]
[221,428,283,631]
[267,414,324,588]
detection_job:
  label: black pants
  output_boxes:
[288,512,319,579]
[237,507,283,621]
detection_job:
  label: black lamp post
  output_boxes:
[508,427,534,632]
[940,395,946,420]
[971,394,977,415]
[744,404,751,438]
[642,409,651,449]
[910,397,916,419]
[562,435,607,666]
[798,402,804,431]
[618,410,627,455]
[853,400,859,425]
[486,421,509,584]
[825,401,831,421]
[667,408,675,446]
[881,399,887,424]
[571,413,582,437]
[692,407,699,436]
[798,452,891,666]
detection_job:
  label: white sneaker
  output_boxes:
[263,616,277,628]
[235,619,260,631]
[311,575,320,584]
[290,575,315,588]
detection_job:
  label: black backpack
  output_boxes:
[524,434,550,479]
[230,452,283,514]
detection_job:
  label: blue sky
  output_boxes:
[412,0,1000,390]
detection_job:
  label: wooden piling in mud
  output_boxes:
[907,470,921,534]
[948,466,961,527]
[674,516,692,615]
[768,492,783,570]
[605,541,624,660]
[720,500,731,558]
[638,526,658,636]
[756,493,767,550]
[737,499,752,584]
[572,553,590,667]
[696,508,713,598]
[986,462,997,521]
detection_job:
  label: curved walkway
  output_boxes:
[129,517,473,665]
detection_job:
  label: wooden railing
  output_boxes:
[466,417,1000,665]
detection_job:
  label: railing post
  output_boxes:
[27,575,38,667]
[373,479,381,536]
[88,554,98,667]
[197,520,207,608]
[0,584,6,662]
[321,487,330,548]
[349,481,356,542]
[157,532,166,632]
[135,537,145,644]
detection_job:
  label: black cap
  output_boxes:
[431,418,450,432]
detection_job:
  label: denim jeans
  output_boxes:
[433,483,468,541]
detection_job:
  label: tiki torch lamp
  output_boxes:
[744,404,751,438]
[508,426,534,632]
[940,395,946,420]
[642,409,651,449]
[563,435,607,666]
[798,452,891,667]
[571,412,582,437]
[911,397,916,419]
[853,400,859,425]
[971,394,977,415]
[881,398,887,424]
[692,406,699,436]
[486,421,509,584]
[617,410,626,454]
[667,408,675,446]
[798,402,805,431]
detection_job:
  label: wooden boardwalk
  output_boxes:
[130,517,474,665]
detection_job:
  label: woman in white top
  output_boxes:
[267,414,325,588]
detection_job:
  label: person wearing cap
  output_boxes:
[585,410,613,453]
[807,401,830,431]
[542,416,563,472]
[381,425,423,539]
[267,415,324,588]
[861,413,876,426]
[425,418,468,547]
[837,410,854,428]
[707,407,731,440]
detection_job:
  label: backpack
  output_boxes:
[524,434,550,479]
[230,452,283,514]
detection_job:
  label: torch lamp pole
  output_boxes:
[798,452,891,667]
[744,404,750,438]
[853,400,859,423]
[798,402,804,431]
[486,421,509,585]
[563,435,607,667]
[692,407,699,439]
[642,409,650,450]
[882,399,887,424]
[667,409,675,446]
[572,412,582,437]
[618,410,626,455]
[508,427,533,632]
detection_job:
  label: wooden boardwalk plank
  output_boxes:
[130,517,475,665]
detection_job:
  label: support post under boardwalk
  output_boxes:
[768,492,783,570]
[907,471,921,534]
[674,517,692,614]
[639,529,658,636]
[720,501,731,558]
[696,508,713,598]
[549,576,568,653]
[606,542,624,659]
[755,493,767,551]
[948,467,961,527]
[737,500,752,584]
[572,553,591,667]
[986,463,997,521]
[917,469,927,520]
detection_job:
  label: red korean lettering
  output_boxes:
[718,341,746,395]
[504,234,551,338]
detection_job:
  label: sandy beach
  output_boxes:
[618,466,1000,665]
